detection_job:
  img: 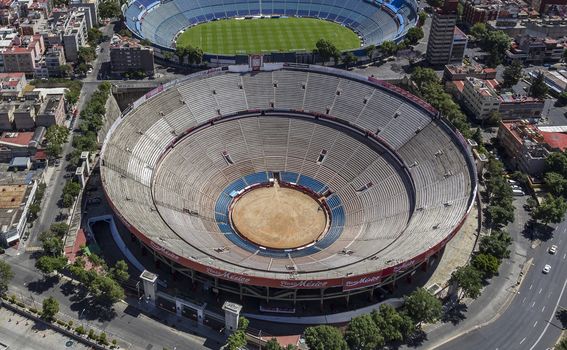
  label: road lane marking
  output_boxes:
[529,284,533,290]
[530,279,567,350]
[538,288,542,294]
[531,301,535,308]
[520,337,526,344]
[542,306,545,312]
[533,321,538,327]
[522,297,526,304]
[563,253,566,260]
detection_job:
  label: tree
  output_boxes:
[380,40,398,57]
[28,202,41,221]
[479,30,511,67]
[98,0,121,19]
[265,338,282,350]
[529,72,548,99]
[532,195,567,226]
[472,253,500,278]
[487,203,514,228]
[450,265,483,299]
[502,60,523,88]
[98,332,108,345]
[175,46,186,64]
[479,230,512,259]
[304,325,348,350]
[42,296,59,321]
[418,11,427,26]
[371,304,414,342]
[405,27,424,45]
[140,38,152,46]
[545,151,567,177]
[63,181,82,199]
[225,330,247,350]
[544,172,567,196]
[345,314,384,350]
[65,87,80,105]
[40,234,63,257]
[341,52,357,69]
[36,255,67,276]
[0,260,14,296]
[314,39,340,65]
[46,143,63,159]
[46,125,69,145]
[411,67,439,90]
[87,28,103,46]
[556,337,567,350]
[91,276,125,304]
[403,287,442,324]
[163,51,174,61]
[186,46,204,65]
[238,316,249,331]
[558,92,567,107]
[59,64,72,78]
[470,23,488,40]
[78,46,96,64]
[110,260,129,284]
[50,222,69,237]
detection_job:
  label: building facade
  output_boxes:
[110,35,155,76]
[426,0,467,65]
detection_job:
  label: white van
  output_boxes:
[513,189,525,196]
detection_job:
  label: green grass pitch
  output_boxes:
[176,17,361,55]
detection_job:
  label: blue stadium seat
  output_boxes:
[280,172,298,184]
[331,206,345,227]
[244,172,270,185]
[297,175,326,193]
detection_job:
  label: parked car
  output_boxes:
[512,189,525,196]
[549,245,557,254]
[542,264,551,274]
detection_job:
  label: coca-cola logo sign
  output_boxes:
[149,241,180,262]
[280,280,328,289]
[206,268,251,284]
[344,275,381,289]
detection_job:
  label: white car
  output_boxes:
[543,264,551,274]
[549,245,557,254]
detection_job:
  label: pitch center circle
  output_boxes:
[230,183,328,250]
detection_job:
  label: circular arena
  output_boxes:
[123,0,418,53]
[101,64,477,303]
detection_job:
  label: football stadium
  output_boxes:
[100,63,477,304]
[123,0,418,56]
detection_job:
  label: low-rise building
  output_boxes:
[443,64,497,82]
[43,45,66,77]
[0,71,26,94]
[13,100,36,130]
[1,34,45,74]
[110,34,155,77]
[62,8,88,62]
[36,93,65,127]
[498,93,545,120]
[506,36,566,64]
[0,129,43,162]
[498,120,567,176]
[461,77,501,120]
[498,120,549,175]
[0,179,37,246]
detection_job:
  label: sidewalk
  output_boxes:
[411,197,531,349]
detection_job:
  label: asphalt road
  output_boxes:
[436,222,567,350]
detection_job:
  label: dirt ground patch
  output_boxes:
[231,185,327,249]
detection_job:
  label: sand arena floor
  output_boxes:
[230,184,327,249]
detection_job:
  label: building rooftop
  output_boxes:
[0,131,34,147]
[498,92,543,103]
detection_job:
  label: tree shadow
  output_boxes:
[441,301,468,325]
[69,295,117,322]
[26,276,59,294]
[556,309,567,329]
[405,328,428,348]
[521,220,554,242]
